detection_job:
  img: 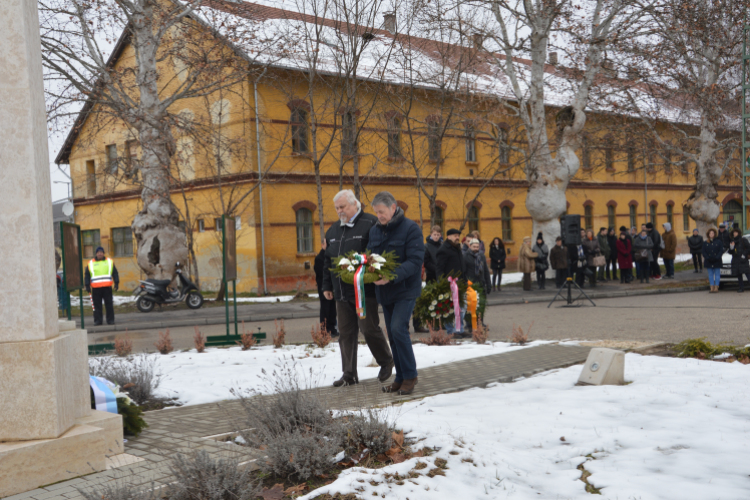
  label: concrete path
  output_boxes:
[7,344,591,500]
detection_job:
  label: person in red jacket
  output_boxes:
[616,231,633,284]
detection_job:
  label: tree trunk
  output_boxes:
[685,122,721,234]
[315,161,325,241]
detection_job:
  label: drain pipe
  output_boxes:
[253,79,268,294]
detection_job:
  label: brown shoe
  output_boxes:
[397,377,418,395]
[381,381,402,393]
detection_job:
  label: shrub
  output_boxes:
[510,322,532,345]
[114,335,133,357]
[237,322,257,350]
[117,397,148,437]
[168,450,260,500]
[341,408,394,456]
[79,482,156,500]
[155,330,173,355]
[193,326,205,353]
[89,354,162,405]
[472,325,489,344]
[311,322,331,348]
[420,324,454,346]
[273,319,286,348]
[673,338,750,359]
[234,363,341,480]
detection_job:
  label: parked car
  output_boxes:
[719,233,750,289]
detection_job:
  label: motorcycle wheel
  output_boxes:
[136,296,155,313]
[186,291,204,309]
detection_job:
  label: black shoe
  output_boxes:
[333,377,357,387]
[378,361,394,382]
[330,331,340,338]
[106,321,114,325]
[94,321,102,326]
[739,289,744,293]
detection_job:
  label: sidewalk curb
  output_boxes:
[83,284,709,334]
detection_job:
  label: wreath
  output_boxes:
[331,251,399,284]
[414,276,468,328]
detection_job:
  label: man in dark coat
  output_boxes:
[718,223,731,251]
[314,240,338,338]
[423,225,443,282]
[550,237,569,288]
[368,191,425,396]
[322,190,394,388]
[435,228,467,335]
[729,229,750,292]
[687,229,704,272]
[463,238,491,293]
[646,222,662,279]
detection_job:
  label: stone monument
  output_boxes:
[0,0,123,496]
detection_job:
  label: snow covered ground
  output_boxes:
[135,341,548,406]
[304,354,750,500]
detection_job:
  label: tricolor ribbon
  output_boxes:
[448,276,460,332]
[353,255,368,319]
[89,375,118,414]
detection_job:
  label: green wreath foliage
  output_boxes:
[414,276,468,328]
[331,250,399,285]
[89,387,149,437]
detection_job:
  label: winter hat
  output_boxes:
[719,223,726,228]
[95,246,105,254]
[693,229,699,234]
[645,222,654,230]
[446,228,461,236]
[619,226,628,232]
[599,227,607,232]
[663,222,672,231]
[536,232,544,242]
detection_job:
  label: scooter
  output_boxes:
[134,262,204,312]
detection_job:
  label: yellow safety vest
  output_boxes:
[89,258,114,288]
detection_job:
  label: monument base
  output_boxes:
[0,424,105,497]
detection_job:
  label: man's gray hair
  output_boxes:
[333,189,361,209]
[371,191,397,208]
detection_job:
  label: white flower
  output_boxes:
[371,254,387,263]
[338,258,351,267]
[430,312,436,317]
[372,263,382,270]
[347,265,355,272]
[431,300,437,306]
[429,305,435,311]
[443,313,450,318]
[438,294,444,300]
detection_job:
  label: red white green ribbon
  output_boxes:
[354,264,366,318]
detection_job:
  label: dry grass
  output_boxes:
[237,322,257,351]
[154,330,173,355]
[420,323,455,346]
[273,319,286,348]
[193,326,205,353]
[311,322,332,348]
[510,322,532,345]
[114,335,133,357]
[471,325,489,344]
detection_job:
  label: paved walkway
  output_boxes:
[7,344,591,500]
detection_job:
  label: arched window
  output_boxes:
[296,208,313,253]
[291,108,309,153]
[387,116,402,159]
[341,111,357,156]
[607,205,616,227]
[650,204,657,225]
[723,200,742,225]
[629,205,637,228]
[627,146,636,172]
[666,203,674,226]
[501,206,512,241]
[683,211,690,231]
[465,125,476,162]
[468,206,480,233]
[433,206,444,230]
[498,128,509,164]
[584,205,593,230]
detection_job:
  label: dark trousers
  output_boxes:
[651,251,661,276]
[522,273,532,291]
[535,270,546,289]
[491,270,503,289]
[588,266,597,287]
[691,253,703,271]
[555,269,567,288]
[381,298,418,382]
[739,271,750,291]
[318,292,338,336]
[92,287,114,325]
[620,267,633,283]
[574,265,586,287]
[606,258,617,280]
[335,297,393,383]
[636,261,650,281]
[664,259,675,277]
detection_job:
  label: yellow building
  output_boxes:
[56,1,743,293]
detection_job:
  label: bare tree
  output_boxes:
[40,0,279,280]
[619,0,743,233]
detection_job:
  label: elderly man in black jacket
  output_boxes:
[322,190,394,388]
[436,228,467,335]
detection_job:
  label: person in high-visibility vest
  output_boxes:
[84,247,119,326]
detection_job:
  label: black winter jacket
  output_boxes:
[489,244,506,270]
[649,230,661,254]
[463,250,491,292]
[424,237,442,282]
[729,235,750,273]
[687,235,704,253]
[436,240,466,279]
[367,208,425,305]
[702,238,725,269]
[322,210,378,302]
[719,229,731,251]
[314,249,326,292]
[606,232,618,260]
